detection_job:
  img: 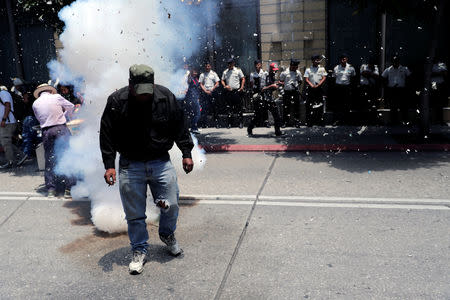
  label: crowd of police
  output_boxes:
[1,53,448,168]
[182,54,449,135]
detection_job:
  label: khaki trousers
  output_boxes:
[0,123,17,163]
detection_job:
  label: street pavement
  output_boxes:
[1,135,450,299]
[196,125,450,151]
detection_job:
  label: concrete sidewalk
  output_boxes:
[195,125,450,152]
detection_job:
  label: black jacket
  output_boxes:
[100,85,193,170]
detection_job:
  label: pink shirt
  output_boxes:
[32,92,75,129]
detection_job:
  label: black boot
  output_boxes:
[275,127,283,136]
[247,124,254,136]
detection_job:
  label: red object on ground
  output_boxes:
[200,144,450,152]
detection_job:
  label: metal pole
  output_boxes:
[5,0,24,79]
[256,0,261,60]
[380,12,386,72]
[380,11,386,101]
[206,1,215,68]
[420,0,446,137]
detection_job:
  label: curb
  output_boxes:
[201,144,450,152]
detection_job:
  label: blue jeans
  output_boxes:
[21,116,39,156]
[187,97,201,130]
[42,124,75,191]
[119,157,180,254]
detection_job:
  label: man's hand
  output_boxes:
[104,168,116,185]
[205,90,212,95]
[182,158,194,174]
[225,85,232,91]
[0,120,5,128]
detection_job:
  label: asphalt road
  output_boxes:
[0,152,449,299]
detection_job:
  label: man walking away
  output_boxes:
[304,55,327,126]
[279,59,303,127]
[32,84,75,197]
[199,62,220,127]
[221,58,246,128]
[100,64,194,275]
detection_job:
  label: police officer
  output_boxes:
[359,57,380,124]
[221,58,246,128]
[332,54,356,124]
[279,59,302,127]
[248,60,268,128]
[199,62,220,127]
[247,61,283,136]
[304,55,327,126]
[381,55,412,125]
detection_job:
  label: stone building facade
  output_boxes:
[259,0,327,70]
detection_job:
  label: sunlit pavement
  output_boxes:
[196,125,450,151]
[1,151,449,298]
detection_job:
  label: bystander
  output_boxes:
[32,83,75,197]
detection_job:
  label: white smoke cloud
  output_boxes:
[51,0,212,233]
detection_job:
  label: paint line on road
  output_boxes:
[0,197,448,210]
[27,196,90,202]
[181,199,450,210]
[0,196,29,201]
[1,193,450,209]
[258,195,450,205]
[182,200,253,205]
[0,196,89,202]
[181,194,256,201]
[0,191,41,197]
[257,201,450,210]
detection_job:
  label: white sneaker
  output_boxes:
[129,250,146,274]
[160,234,183,256]
[64,189,72,199]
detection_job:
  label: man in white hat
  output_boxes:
[32,83,75,197]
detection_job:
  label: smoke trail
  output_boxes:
[51,0,212,233]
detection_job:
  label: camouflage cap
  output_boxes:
[129,64,154,95]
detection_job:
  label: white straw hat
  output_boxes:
[33,83,57,99]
